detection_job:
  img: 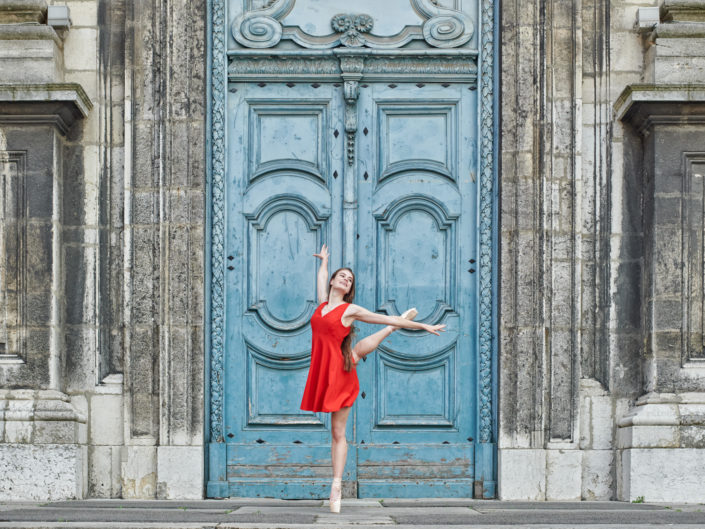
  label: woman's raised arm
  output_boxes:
[346,304,446,335]
[313,244,329,304]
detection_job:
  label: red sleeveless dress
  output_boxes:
[300,302,359,412]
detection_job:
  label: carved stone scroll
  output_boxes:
[411,0,474,48]
[231,0,474,49]
[231,0,294,48]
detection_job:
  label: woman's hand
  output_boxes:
[315,244,330,304]
[422,323,446,336]
[313,244,329,261]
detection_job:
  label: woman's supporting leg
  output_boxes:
[331,406,352,478]
[329,406,352,512]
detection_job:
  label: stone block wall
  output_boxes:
[499,0,705,502]
[0,0,206,500]
[121,0,206,500]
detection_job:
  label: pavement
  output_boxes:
[1,498,705,529]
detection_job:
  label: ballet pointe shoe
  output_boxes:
[391,308,417,331]
[329,478,342,513]
[401,307,418,321]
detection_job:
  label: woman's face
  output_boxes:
[331,269,354,294]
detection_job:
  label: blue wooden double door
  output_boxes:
[220,80,478,498]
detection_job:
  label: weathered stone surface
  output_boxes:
[156,446,204,499]
[121,446,156,499]
[546,450,582,501]
[619,448,705,502]
[88,444,121,498]
[498,449,545,500]
[0,444,85,500]
[89,393,123,446]
[581,450,614,500]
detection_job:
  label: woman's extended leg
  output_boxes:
[352,308,418,363]
[329,406,352,512]
[352,326,395,363]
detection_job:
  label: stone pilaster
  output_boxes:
[0,0,112,501]
[0,82,92,501]
[612,0,705,503]
[499,0,585,500]
[615,84,705,502]
[122,0,206,499]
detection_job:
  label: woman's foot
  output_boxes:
[329,477,342,513]
[392,307,418,330]
[401,307,418,321]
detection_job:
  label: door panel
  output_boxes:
[222,81,477,498]
[355,84,477,497]
[224,83,350,497]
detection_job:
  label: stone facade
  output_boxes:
[499,0,705,502]
[0,0,205,500]
[0,0,704,502]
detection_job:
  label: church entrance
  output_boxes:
[207,0,497,499]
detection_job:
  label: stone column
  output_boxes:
[614,0,705,503]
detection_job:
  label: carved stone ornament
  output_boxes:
[331,14,374,47]
[340,56,364,165]
[231,0,474,49]
[227,51,478,84]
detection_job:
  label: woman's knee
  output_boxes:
[331,425,347,443]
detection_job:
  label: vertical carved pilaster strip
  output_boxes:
[583,0,611,389]
[478,0,495,445]
[97,0,127,383]
[500,0,549,448]
[125,0,162,440]
[340,57,363,167]
[209,0,226,443]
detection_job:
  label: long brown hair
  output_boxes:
[330,267,357,372]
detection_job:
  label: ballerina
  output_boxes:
[300,244,446,513]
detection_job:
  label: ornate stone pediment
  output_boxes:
[231,0,474,49]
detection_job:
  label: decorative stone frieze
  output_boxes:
[231,0,474,50]
[227,50,478,83]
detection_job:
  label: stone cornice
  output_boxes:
[0,0,46,24]
[653,21,705,38]
[615,84,705,131]
[661,0,705,22]
[0,24,60,45]
[0,83,92,134]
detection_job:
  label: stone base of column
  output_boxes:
[0,390,87,500]
[617,392,705,503]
